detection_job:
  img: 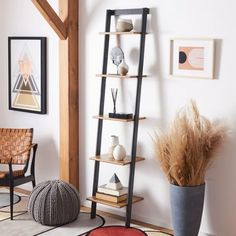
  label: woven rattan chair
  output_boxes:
[0,128,38,220]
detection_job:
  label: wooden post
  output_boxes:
[59,0,79,189]
[32,0,79,190]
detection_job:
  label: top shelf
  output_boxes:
[96,74,148,79]
[99,32,148,35]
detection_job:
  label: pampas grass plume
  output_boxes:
[155,100,225,186]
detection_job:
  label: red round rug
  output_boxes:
[87,225,147,236]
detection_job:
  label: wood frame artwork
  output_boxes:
[169,38,215,79]
[8,37,47,114]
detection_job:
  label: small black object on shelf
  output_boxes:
[109,113,133,119]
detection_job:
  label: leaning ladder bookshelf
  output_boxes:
[87,8,150,227]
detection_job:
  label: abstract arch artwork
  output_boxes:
[8,37,47,114]
[178,47,204,71]
[169,39,215,79]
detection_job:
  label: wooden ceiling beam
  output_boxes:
[32,0,67,40]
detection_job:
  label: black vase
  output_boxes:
[170,183,205,236]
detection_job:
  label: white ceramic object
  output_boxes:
[118,59,129,76]
[110,135,119,146]
[116,19,133,32]
[113,144,126,161]
[108,135,119,157]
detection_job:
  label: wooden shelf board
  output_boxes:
[93,115,146,122]
[87,195,144,208]
[96,74,147,79]
[90,154,145,165]
[99,31,145,35]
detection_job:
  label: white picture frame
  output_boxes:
[169,38,215,79]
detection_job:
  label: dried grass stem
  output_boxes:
[155,101,225,186]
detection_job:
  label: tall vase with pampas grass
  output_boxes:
[154,101,225,236]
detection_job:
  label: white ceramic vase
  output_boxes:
[113,144,126,161]
[118,59,129,76]
[108,135,119,157]
[116,19,133,32]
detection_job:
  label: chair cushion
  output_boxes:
[0,170,25,179]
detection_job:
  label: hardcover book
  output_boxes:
[98,184,128,196]
[96,192,128,203]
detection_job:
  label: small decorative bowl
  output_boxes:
[116,19,133,32]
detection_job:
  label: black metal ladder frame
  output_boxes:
[91,7,149,227]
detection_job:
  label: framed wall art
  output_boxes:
[8,37,47,114]
[169,38,215,79]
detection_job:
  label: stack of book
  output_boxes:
[96,184,128,203]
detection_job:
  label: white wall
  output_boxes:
[0,0,59,187]
[79,0,236,235]
[1,0,236,235]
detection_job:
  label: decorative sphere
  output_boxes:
[28,180,80,226]
[113,144,126,161]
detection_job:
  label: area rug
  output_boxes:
[0,188,172,236]
[87,225,148,236]
[0,189,105,236]
[0,192,21,208]
[97,212,173,236]
[0,190,27,221]
[0,212,104,236]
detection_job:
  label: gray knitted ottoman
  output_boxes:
[28,180,80,226]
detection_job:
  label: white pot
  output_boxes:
[113,144,126,161]
[108,135,119,157]
[118,59,129,76]
[110,135,119,146]
[108,145,116,157]
[116,19,133,32]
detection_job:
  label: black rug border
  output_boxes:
[0,210,105,236]
[0,192,21,209]
[0,211,27,222]
[0,195,28,213]
[86,225,148,236]
[34,212,105,236]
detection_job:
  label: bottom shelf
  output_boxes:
[87,195,144,208]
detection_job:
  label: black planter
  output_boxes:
[170,183,205,236]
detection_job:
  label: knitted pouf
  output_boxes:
[28,180,80,226]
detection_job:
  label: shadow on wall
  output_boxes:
[214,39,222,80]
[148,7,167,128]
[78,0,103,199]
[204,132,236,235]
[136,7,171,225]
[35,137,59,183]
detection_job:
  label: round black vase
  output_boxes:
[170,183,205,236]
